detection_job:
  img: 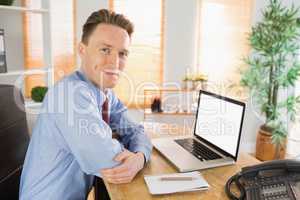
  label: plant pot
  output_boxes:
[192,81,200,90]
[201,80,208,90]
[255,126,286,161]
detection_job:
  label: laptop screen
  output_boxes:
[194,91,245,158]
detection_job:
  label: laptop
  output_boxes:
[152,90,246,172]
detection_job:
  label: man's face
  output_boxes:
[79,24,130,89]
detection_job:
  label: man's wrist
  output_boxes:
[135,152,146,167]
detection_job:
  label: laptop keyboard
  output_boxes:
[175,138,222,161]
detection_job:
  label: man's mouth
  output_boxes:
[103,69,119,77]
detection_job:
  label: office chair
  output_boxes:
[0,84,30,200]
[94,177,110,200]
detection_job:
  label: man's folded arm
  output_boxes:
[119,115,152,163]
[109,94,153,163]
[48,82,123,177]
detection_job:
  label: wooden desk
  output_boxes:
[102,150,260,200]
[88,123,260,200]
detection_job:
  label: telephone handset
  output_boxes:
[225,159,300,200]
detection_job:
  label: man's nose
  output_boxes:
[108,52,119,68]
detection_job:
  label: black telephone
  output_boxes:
[225,159,300,200]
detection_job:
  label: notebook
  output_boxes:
[144,171,209,195]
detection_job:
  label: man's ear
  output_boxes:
[78,42,86,59]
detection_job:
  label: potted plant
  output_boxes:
[31,86,48,102]
[192,73,208,90]
[241,0,300,160]
[181,75,193,90]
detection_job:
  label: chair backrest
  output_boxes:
[0,84,30,199]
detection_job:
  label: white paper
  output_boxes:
[144,171,209,195]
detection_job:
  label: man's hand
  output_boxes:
[101,149,145,184]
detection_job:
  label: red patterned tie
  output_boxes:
[94,97,111,200]
[102,98,109,124]
[102,97,119,140]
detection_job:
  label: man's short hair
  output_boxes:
[81,9,134,44]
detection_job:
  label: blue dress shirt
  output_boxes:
[19,70,152,200]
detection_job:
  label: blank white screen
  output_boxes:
[195,93,244,156]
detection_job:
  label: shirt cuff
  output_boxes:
[132,146,151,163]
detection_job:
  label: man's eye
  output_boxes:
[100,48,110,54]
[119,51,128,58]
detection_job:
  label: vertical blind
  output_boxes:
[23,0,76,98]
[109,0,164,108]
[196,0,253,96]
[22,0,44,98]
[289,56,300,154]
[51,0,76,82]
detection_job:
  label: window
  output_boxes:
[195,0,253,97]
[109,0,164,108]
[50,0,76,82]
[288,54,300,156]
[23,0,76,98]
[295,72,300,119]
[23,0,44,98]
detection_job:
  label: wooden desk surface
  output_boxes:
[88,122,260,200]
[103,150,260,200]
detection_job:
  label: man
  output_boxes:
[20,9,152,200]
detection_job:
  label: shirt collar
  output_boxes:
[76,69,110,106]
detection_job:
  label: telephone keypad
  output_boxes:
[244,175,297,200]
